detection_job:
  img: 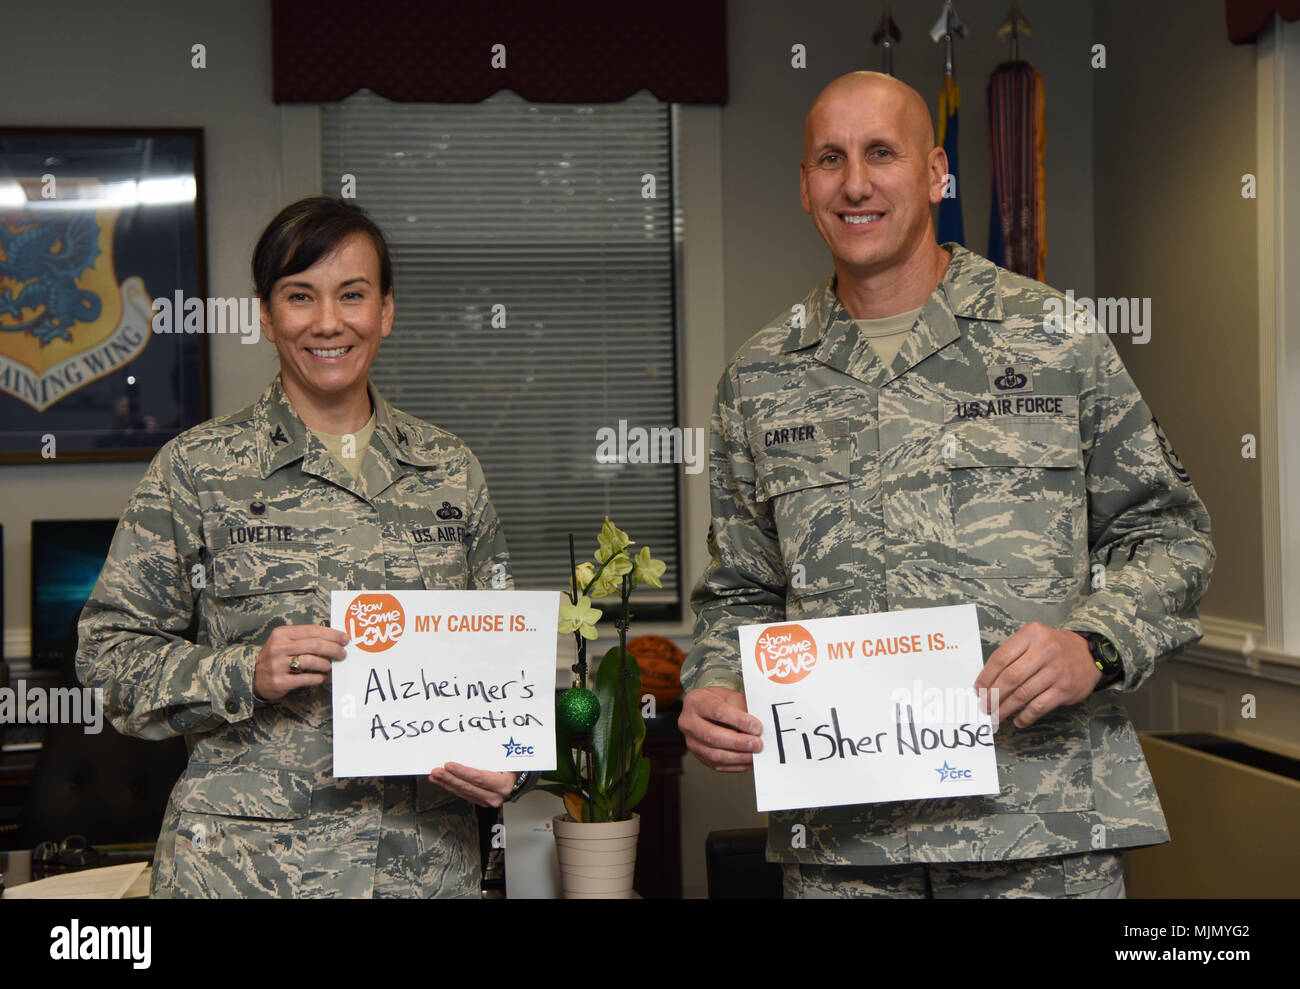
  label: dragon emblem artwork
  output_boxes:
[0,209,153,411]
[0,128,206,460]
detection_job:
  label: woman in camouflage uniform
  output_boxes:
[78,198,523,897]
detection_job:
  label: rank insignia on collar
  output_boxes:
[988,362,1034,394]
[269,424,289,445]
[436,501,464,520]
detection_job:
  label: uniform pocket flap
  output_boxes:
[751,419,851,500]
[212,542,318,598]
[412,540,470,590]
[173,763,312,820]
[944,418,1079,470]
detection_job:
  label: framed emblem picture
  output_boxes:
[0,127,209,462]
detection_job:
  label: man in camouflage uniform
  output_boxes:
[680,72,1213,898]
[78,198,518,897]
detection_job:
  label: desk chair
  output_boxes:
[705,828,783,899]
[17,617,187,849]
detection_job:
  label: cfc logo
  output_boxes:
[754,624,818,684]
[345,593,406,653]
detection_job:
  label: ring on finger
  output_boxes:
[289,655,302,674]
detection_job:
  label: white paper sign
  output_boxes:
[739,604,999,812]
[330,590,559,777]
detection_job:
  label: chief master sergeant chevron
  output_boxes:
[679,71,1214,899]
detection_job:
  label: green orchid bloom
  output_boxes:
[589,566,619,598]
[632,545,667,589]
[558,595,602,640]
[605,551,633,577]
[595,518,632,564]
[572,561,596,594]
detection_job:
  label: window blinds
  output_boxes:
[321,91,681,607]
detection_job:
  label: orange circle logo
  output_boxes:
[754,624,818,684]
[345,593,406,653]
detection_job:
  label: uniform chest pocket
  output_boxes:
[943,417,1083,577]
[413,539,470,590]
[210,541,322,637]
[751,420,854,598]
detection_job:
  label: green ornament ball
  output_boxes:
[557,686,601,734]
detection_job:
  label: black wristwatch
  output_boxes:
[1080,632,1123,690]
[507,771,537,803]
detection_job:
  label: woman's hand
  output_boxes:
[254,625,349,701]
[428,763,518,808]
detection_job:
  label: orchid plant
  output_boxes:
[542,519,666,823]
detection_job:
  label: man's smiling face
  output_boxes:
[800,76,947,280]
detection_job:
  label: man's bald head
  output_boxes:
[802,71,935,161]
[798,71,950,298]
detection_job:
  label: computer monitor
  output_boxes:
[1,522,5,669]
[30,519,120,671]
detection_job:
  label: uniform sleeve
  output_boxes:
[1064,332,1215,690]
[682,366,788,693]
[465,449,513,591]
[75,441,262,739]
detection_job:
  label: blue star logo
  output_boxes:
[502,736,534,757]
[936,761,958,781]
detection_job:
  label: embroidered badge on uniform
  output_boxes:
[987,363,1034,394]
[1152,417,1191,483]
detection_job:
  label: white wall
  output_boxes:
[2,1,293,658]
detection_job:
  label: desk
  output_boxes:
[1,846,154,897]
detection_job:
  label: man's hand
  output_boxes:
[680,686,763,773]
[974,623,1102,728]
[429,763,518,808]
[254,625,348,701]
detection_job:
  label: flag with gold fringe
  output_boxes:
[986,60,1046,280]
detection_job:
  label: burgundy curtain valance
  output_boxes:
[272,0,728,104]
[1227,0,1300,43]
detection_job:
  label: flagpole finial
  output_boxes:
[872,7,902,76]
[929,0,968,78]
[996,2,1033,62]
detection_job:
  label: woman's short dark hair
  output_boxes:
[252,196,393,302]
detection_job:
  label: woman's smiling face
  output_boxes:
[259,232,393,420]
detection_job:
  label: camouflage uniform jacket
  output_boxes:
[77,376,512,896]
[684,245,1214,866]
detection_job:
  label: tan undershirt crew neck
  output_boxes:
[309,413,377,480]
[854,305,924,369]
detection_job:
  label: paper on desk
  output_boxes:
[3,861,147,899]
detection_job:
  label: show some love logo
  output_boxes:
[754,624,818,684]
[345,593,406,653]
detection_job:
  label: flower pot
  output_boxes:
[551,813,639,899]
